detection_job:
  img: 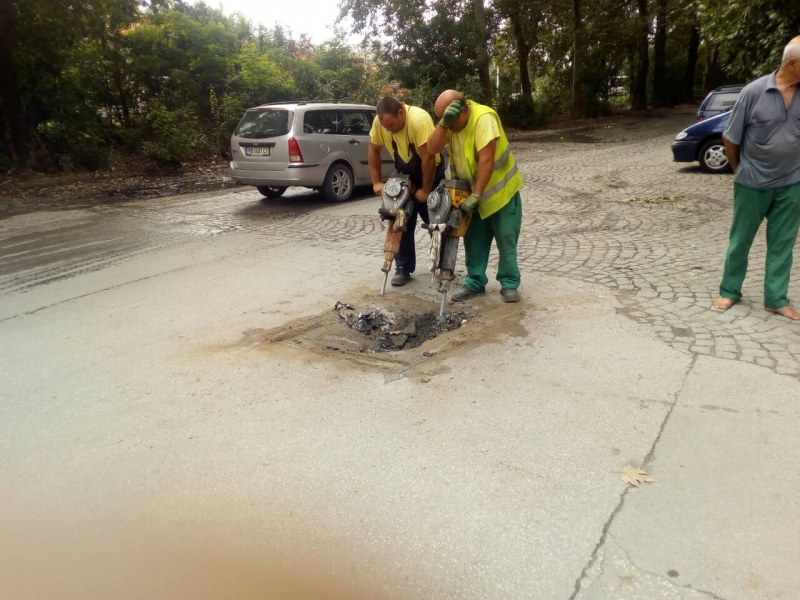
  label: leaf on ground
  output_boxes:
[621,465,654,487]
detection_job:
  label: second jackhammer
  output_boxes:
[425,179,472,318]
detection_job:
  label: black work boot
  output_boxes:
[391,267,411,286]
[451,287,485,302]
[500,288,520,303]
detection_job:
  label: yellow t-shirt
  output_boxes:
[369,104,440,165]
[448,112,501,181]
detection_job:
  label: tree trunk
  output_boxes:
[685,25,699,103]
[653,0,668,107]
[702,43,721,93]
[511,13,533,100]
[472,0,492,104]
[0,0,34,168]
[631,0,649,111]
[571,0,583,117]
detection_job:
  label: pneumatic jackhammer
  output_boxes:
[424,179,472,318]
[378,174,415,295]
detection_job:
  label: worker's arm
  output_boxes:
[722,135,740,173]
[427,124,449,155]
[460,138,497,215]
[368,142,385,195]
[426,100,463,154]
[415,143,436,202]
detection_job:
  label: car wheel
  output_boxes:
[256,186,287,198]
[321,163,354,202]
[698,139,730,173]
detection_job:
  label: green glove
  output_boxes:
[460,193,480,216]
[439,100,464,128]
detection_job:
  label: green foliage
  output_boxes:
[498,95,537,129]
[697,0,800,80]
[38,120,109,171]
[532,73,571,122]
[340,0,483,100]
[4,0,798,173]
[139,101,208,164]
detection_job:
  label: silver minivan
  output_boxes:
[229,101,392,201]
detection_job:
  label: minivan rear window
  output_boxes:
[707,92,739,112]
[234,108,292,139]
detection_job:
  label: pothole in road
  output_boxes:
[333,301,471,351]
[232,292,527,374]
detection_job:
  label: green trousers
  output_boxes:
[719,181,800,308]
[462,192,522,292]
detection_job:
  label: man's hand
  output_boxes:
[460,193,480,216]
[438,100,463,129]
[414,189,429,203]
[373,182,384,196]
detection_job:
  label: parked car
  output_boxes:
[229,100,392,201]
[695,84,744,121]
[671,111,732,173]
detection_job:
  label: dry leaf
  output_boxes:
[621,465,654,487]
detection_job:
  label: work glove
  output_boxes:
[438,100,464,129]
[460,193,480,216]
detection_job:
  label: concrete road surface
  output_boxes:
[1,110,798,599]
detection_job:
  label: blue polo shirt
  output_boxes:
[722,71,800,189]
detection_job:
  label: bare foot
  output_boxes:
[712,297,737,311]
[766,305,800,320]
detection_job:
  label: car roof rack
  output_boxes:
[252,99,367,107]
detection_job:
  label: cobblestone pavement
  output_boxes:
[509,110,800,378]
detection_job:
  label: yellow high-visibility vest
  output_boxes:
[454,101,523,219]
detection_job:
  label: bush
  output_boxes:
[498,95,537,129]
[139,101,208,164]
[37,120,109,171]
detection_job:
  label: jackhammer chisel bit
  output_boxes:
[380,223,402,295]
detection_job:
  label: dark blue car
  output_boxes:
[671,111,732,173]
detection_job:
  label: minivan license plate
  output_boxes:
[245,146,270,156]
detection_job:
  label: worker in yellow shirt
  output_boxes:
[427,89,523,303]
[369,97,445,286]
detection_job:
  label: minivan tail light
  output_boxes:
[288,137,303,163]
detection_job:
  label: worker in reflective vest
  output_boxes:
[427,89,524,303]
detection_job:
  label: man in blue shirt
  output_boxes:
[712,36,800,320]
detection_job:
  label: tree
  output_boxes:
[631,0,649,110]
[0,0,36,168]
[472,0,492,104]
[339,0,484,102]
[697,0,800,81]
[571,0,583,117]
[653,0,668,107]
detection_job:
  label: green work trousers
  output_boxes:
[719,181,800,308]
[462,192,522,292]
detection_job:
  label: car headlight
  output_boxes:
[675,131,688,140]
